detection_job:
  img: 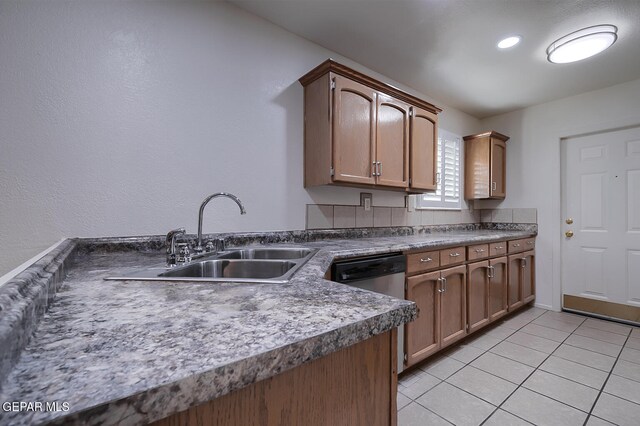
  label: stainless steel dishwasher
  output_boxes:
[331,253,407,373]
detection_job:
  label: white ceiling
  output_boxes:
[228,0,640,118]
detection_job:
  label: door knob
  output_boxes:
[565,230,574,238]
[566,218,573,224]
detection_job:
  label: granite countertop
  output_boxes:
[0,227,535,425]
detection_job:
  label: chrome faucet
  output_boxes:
[195,192,246,253]
[166,228,186,267]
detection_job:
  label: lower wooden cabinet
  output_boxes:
[467,261,490,334]
[405,265,466,368]
[508,251,536,311]
[405,271,440,366]
[488,256,509,321]
[405,239,534,371]
[468,256,509,333]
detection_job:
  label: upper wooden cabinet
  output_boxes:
[299,60,441,192]
[463,131,509,200]
[410,107,438,191]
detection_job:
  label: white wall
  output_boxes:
[479,78,640,310]
[0,1,480,274]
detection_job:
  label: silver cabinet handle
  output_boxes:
[437,277,444,293]
[420,257,433,263]
[521,258,527,268]
[527,241,534,245]
[513,243,521,247]
[475,249,485,253]
[378,161,382,176]
[449,253,460,257]
[487,265,494,279]
[372,162,377,177]
[494,246,504,250]
[492,182,497,191]
[442,277,447,292]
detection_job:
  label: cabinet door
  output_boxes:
[522,251,535,304]
[440,265,467,348]
[467,261,489,333]
[332,76,377,185]
[490,138,506,198]
[409,106,437,191]
[405,271,441,367]
[507,254,523,311]
[489,256,508,321]
[376,94,409,188]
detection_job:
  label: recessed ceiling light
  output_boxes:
[497,36,521,49]
[547,24,617,64]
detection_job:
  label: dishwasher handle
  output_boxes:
[332,253,406,283]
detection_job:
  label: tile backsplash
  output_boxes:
[306,205,537,229]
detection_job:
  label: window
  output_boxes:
[416,129,462,210]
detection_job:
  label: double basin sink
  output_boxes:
[108,248,317,284]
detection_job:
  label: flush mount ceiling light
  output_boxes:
[547,24,618,64]
[497,36,521,49]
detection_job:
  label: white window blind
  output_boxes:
[416,129,462,210]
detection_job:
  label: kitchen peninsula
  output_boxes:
[0,224,535,425]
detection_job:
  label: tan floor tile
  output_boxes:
[583,318,632,336]
[604,374,640,405]
[592,393,640,426]
[507,331,561,354]
[520,323,570,343]
[553,344,616,372]
[620,346,640,365]
[502,387,587,426]
[484,409,532,426]
[565,334,622,357]
[416,382,495,426]
[523,370,599,412]
[471,352,535,384]
[400,373,441,400]
[490,341,548,367]
[612,359,640,383]
[420,356,465,380]
[445,344,485,364]
[574,325,628,345]
[446,366,517,405]
[397,402,450,426]
[539,355,609,389]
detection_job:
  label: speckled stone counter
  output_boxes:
[0,225,535,425]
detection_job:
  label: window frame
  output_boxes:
[415,128,463,210]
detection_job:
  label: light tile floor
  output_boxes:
[397,307,640,426]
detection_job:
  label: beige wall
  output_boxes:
[479,77,640,310]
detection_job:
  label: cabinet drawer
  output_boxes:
[440,246,466,267]
[489,242,507,257]
[508,239,528,253]
[407,250,440,275]
[467,244,489,261]
[523,238,536,251]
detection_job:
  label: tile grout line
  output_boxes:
[583,330,633,426]
[479,313,588,425]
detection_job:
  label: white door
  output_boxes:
[562,126,640,317]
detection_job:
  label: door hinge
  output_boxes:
[330,167,335,177]
[330,78,336,90]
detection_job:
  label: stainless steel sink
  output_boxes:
[216,248,313,260]
[106,247,317,283]
[159,259,296,279]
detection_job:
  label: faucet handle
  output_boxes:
[177,243,191,264]
[166,228,186,246]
